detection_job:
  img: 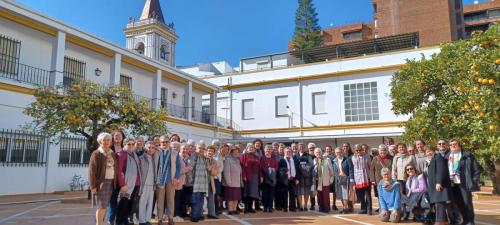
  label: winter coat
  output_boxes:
[445,150,480,192]
[294,152,314,187]
[426,153,452,203]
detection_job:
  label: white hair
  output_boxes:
[197,140,206,148]
[308,143,316,149]
[212,139,221,146]
[378,144,388,152]
[170,141,181,148]
[314,147,322,153]
[187,139,195,146]
[97,132,112,145]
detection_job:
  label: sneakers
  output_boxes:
[173,216,184,222]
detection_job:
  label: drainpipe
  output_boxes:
[299,80,304,137]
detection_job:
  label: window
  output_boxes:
[456,12,462,26]
[312,92,326,115]
[136,42,145,55]
[242,99,254,120]
[489,9,500,18]
[120,74,132,90]
[454,0,461,10]
[275,95,288,117]
[58,136,87,165]
[373,3,377,13]
[256,61,269,70]
[63,56,86,86]
[0,35,20,76]
[160,87,168,108]
[160,44,169,61]
[342,30,362,41]
[344,81,379,122]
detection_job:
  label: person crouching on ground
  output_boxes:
[378,168,401,223]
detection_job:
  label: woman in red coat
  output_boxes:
[260,144,278,212]
[240,143,261,213]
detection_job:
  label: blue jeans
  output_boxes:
[107,188,119,223]
[191,192,206,220]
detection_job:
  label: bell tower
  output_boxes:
[124,0,178,66]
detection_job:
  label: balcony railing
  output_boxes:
[58,135,89,167]
[192,109,211,124]
[0,58,52,87]
[132,94,155,109]
[166,103,187,120]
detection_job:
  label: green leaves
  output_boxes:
[391,24,500,163]
[292,0,323,51]
[24,80,169,151]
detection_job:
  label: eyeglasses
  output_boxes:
[126,143,135,146]
[161,141,169,144]
[450,143,458,146]
[406,168,415,171]
[438,142,446,145]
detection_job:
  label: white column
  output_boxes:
[152,69,162,110]
[110,53,121,86]
[50,31,66,88]
[43,141,61,193]
[210,91,218,126]
[186,81,193,121]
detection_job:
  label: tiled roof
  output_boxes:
[140,0,165,23]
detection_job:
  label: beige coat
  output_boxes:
[391,154,416,180]
[313,157,334,191]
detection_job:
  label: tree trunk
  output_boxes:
[86,134,99,153]
[493,159,500,195]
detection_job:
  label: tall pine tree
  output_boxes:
[292,0,323,51]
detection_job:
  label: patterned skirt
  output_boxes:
[95,179,113,209]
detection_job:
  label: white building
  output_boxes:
[0,0,232,195]
[179,61,237,77]
[202,45,440,148]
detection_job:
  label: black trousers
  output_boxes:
[174,189,184,217]
[287,182,297,210]
[434,202,448,222]
[451,185,474,225]
[116,186,139,225]
[355,186,372,212]
[275,186,287,210]
[261,183,275,209]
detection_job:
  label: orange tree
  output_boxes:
[24,80,169,152]
[391,24,500,194]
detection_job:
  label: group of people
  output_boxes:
[88,130,480,225]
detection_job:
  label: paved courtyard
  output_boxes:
[1,194,499,225]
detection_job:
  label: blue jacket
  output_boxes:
[157,148,181,186]
[378,180,401,211]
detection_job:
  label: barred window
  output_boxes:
[0,129,46,165]
[160,44,169,61]
[59,136,88,165]
[0,34,21,76]
[63,56,86,86]
[120,74,132,90]
[344,81,379,122]
[342,30,362,41]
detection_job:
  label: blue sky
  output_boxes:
[15,0,485,67]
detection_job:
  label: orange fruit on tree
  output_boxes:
[474,104,480,110]
[463,104,469,109]
[488,79,495,85]
[473,86,479,91]
[490,125,497,131]
[482,79,489,85]
[479,112,485,117]
[478,78,483,83]
[481,41,490,49]
[496,58,500,64]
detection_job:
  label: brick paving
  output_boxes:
[0,194,499,225]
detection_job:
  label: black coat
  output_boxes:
[294,153,314,187]
[426,154,452,203]
[445,150,481,192]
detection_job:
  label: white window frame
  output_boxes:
[312,92,327,115]
[343,81,379,122]
[242,99,254,120]
[275,95,288,117]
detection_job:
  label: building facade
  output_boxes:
[0,0,231,195]
[202,47,441,148]
[463,0,500,38]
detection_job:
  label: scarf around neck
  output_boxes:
[124,152,140,197]
[352,153,370,188]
